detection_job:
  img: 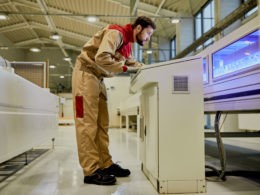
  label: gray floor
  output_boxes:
[0,126,260,195]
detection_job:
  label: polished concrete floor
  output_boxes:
[0,125,260,195]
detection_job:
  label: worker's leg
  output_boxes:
[72,63,116,185]
[96,81,131,177]
[96,81,113,169]
[73,68,101,176]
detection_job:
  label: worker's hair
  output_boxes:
[132,16,156,30]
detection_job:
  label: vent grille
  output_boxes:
[172,75,189,93]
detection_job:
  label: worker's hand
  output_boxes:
[122,65,139,73]
[126,66,140,73]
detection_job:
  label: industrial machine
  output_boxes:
[130,56,206,194]
[202,15,260,112]
[0,57,59,163]
[200,14,260,181]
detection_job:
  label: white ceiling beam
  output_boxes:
[0,22,28,33]
[15,0,40,9]
[36,0,72,66]
[0,2,13,7]
[7,0,44,46]
[107,0,180,17]
[138,2,185,17]
[14,38,44,46]
[29,21,90,41]
[36,0,56,31]
[13,0,109,28]
[130,0,139,16]
[14,37,81,52]
[155,0,167,16]
[0,20,90,43]
[4,18,85,52]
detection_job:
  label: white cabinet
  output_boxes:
[131,56,206,194]
[141,85,159,183]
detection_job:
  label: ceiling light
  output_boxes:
[49,65,56,69]
[0,13,8,20]
[50,33,61,40]
[146,50,153,54]
[86,16,98,23]
[0,46,8,50]
[171,19,180,24]
[30,47,41,52]
[63,57,71,61]
[60,75,65,79]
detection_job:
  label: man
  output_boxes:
[72,16,156,185]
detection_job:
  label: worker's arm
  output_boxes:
[95,29,127,73]
[125,55,143,68]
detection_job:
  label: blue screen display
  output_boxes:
[203,57,208,83]
[212,29,260,78]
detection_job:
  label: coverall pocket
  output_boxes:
[75,96,84,118]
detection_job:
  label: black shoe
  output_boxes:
[84,169,116,185]
[103,163,131,177]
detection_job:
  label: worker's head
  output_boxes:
[132,16,156,46]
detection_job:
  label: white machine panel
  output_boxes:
[0,58,59,163]
[201,15,260,112]
[130,56,206,194]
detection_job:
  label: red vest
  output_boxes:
[108,24,134,58]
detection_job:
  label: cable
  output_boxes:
[205,111,227,181]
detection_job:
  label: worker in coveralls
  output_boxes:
[72,16,156,185]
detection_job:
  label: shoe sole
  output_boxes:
[114,173,130,177]
[84,178,116,185]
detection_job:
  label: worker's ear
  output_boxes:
[136,25,142,33]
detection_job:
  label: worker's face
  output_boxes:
[136,25,154,46]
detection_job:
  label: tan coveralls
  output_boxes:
[72,26,142,176]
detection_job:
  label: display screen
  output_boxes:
[212,29,260,78]
[203,57,208,83]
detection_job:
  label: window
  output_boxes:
[203,2,214,33]
[195,13,202,40]
[242,0,258,18]
[194,0,215,49]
